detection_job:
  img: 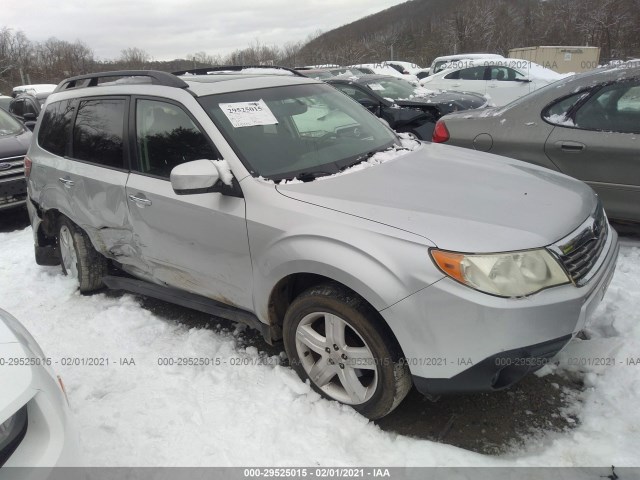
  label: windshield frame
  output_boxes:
[197,83,399,182]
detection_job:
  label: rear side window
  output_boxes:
[73,98,126,169]
[10,100,24,117]
[38,100,74,156]
[135,99,217,178]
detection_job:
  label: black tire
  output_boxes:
[283,283,411,419]
[57,217,107,293]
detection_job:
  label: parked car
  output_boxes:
[428,53,505,76]
[432,65,640,223]
[421,60,564,106]
[382,61,424,77]
[11,84,56,98]
[0,308,78,467]
[0,107,31,211]
[9,93,50,130]
[0,96,11,112]
[327,74,486,139]
[296,66,374,80]
[27,69,618,419]
[350,63,419,85]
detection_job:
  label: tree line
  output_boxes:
[1,0,639,92]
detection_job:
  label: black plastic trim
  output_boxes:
[173,65,305,77]
[102,275,271,341]
[412,335,572,396]
[55,70,189,92]
[0,405,28,467]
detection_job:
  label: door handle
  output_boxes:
[559,141,585,152]
[128,194,152,207]
[451,83,461,87]
[488,84,498,88]
[58,177,75,188]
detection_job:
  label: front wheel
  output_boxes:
[283,283,411,419]
[57,217,107,293]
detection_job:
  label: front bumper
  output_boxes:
[0,176,27,211]
[380,226,619,393]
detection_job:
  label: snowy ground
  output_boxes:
[0,223,639,467]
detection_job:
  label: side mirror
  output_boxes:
[170,159,220,195]
[22,112,37,121]
[514,77,532,83]
[24,121,36,131]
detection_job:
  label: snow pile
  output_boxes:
[212,160,234,186]
[544,114,575,127]
[0,226,638,466]
[315,143,422,182]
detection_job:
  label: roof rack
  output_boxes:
[54,70,189,92]
[172,65,305,77]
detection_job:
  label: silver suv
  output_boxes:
[26,69,619,419]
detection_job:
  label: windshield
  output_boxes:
[363,77,420,101]
[0,108,24,136]
[198,83,398,181]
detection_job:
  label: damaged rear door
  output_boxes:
[64,96,140,266]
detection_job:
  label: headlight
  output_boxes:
[430,248,570,298]
[0,405,28,464]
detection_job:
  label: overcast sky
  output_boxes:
[3,0,404,61]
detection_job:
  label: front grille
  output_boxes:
[553,203,609,285]
[0,155,25,180]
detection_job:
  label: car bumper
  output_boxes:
[0,176,27,211]
[380,226,619,393]
[2,369,79,471]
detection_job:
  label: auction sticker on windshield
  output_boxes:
[219,99,278,128]
[368,83,384,91]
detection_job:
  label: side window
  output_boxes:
[10,100,24,117]
[574,81,640,133]
[458,66,487,81]
[135,99,217,178]
[24,100,38,115]
[73,98,126,169]
[544,91,591,124]
[444,70,460,80]
[38,100,74,156]
[489,67,518,81]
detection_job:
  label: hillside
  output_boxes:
[295,0,640,68]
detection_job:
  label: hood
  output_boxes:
[0,129,31,158]
[276,144,596,252]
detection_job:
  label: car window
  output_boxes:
[617,86,640,112]
[10,100,24,117]
[72,98,126,169]
[489,67,523,81]
[24,100,38,115]
[38,100,74,156]
[574,81,640,133]
[363,78,417,100]
[333,84,372,102]
[453,66,487,81]
[135,99,218,178]
[543,91,591,125]
[0,107,24,136]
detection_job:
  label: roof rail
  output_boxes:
[172,65,305,77]
[54,70,189,92]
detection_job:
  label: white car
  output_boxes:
[11,84,57,98]
[0,308,79,469]
[428,53,505,76]
[421,60,565,106]
[350,63,419,85]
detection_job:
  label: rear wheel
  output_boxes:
[57,218,107,293]
[283,283,411,419]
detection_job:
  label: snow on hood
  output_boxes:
[276,143,596,252]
